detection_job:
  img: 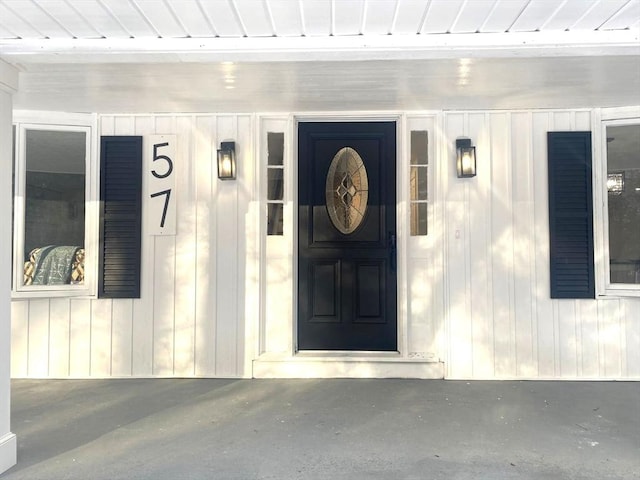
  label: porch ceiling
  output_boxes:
[1,0,639,113]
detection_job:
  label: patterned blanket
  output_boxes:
[23,246,85,285]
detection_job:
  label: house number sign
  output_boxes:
[145,135,177,235]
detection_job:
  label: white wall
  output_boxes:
[11,114,258,378]
[10,108,640,380]
[0,60,18,475]
[443,110,640,379]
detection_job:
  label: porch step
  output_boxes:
[253,353,444,379]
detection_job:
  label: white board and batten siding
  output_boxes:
[10,108,640,380]
[443,110,640,380]
[11,114,258,378]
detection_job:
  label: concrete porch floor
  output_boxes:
[2,379,639,480]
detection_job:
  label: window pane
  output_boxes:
[267,132,284,166]
[411,130,428,165]
[267,203,283,236]
[267,168,284,200]
[410,203,428,236]
[23,129,86,285]
[607,124,640,284]
[410,166,428,201]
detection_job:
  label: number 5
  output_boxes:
[152,142,173,179]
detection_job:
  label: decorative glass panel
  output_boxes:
[410,203,428,236]
[267,131,285,236]
[267,169,284,200]
[267,132,284,165]
[410,130,429,236]
[411,131,428,165]
[410,167,428,201]
[326,147,368,235]
[267,203,283,236]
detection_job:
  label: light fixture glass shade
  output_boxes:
[607,172,624,195]
[217,141,236,180]
[456,139,476,178]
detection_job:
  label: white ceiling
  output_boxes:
[1,0,639,113]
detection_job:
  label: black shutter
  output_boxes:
[547,132,595,299]
[99,136,142,298]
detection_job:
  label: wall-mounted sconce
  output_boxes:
[217,141,236,180]
[607,172,624,195]
[456,138,476,178]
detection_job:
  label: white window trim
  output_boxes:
[595,106,640,297]
[12,111,98,298]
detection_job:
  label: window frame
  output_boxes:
[12,111,98,298]
[596,107,640,297]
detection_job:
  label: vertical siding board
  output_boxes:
[603,299,623,378]
[27,299,49,377]
[131,115,156,376]
[489,112,516,377]
[114,116,135,135]
[579,300,599,377]
[444,112,473,378]
[235,114,254,376]
[69,298,91,377]
[194,115,217,376]
[466,112,493,378]
[557,300,578,377]
[10,301,29,377]
[619,299,628,377]
[624,299,640,377]
[597,299,623,378]
[48,298,71,377]
[574,111,592,130]
[173,116,197,376]
[532,111,555,377]
[90,299,112,376]
[551,112,573,130]
[511,112,537,377]
[100,116,115,135]
[111,299,133,376]
[152,116,177,376]
[215,115,239,376]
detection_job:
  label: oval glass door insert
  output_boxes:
[326,147,369,234]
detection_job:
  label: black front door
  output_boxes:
[298,121,397,351]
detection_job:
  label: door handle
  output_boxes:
[388,232,396,272]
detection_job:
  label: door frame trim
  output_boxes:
[292,113,408,356]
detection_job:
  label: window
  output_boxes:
[13,119,95,296]
[603,121,640,289]
[410,130,428,236]
[267,132,284,235]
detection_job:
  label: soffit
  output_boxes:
[1,0,639,112]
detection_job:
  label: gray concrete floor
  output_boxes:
[2,379,639,480]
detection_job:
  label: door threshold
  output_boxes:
[253,352,444,379]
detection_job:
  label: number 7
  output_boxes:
[150,189,171,228]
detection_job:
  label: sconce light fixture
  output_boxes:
[217,141,236,180]
[456,138,476,178]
